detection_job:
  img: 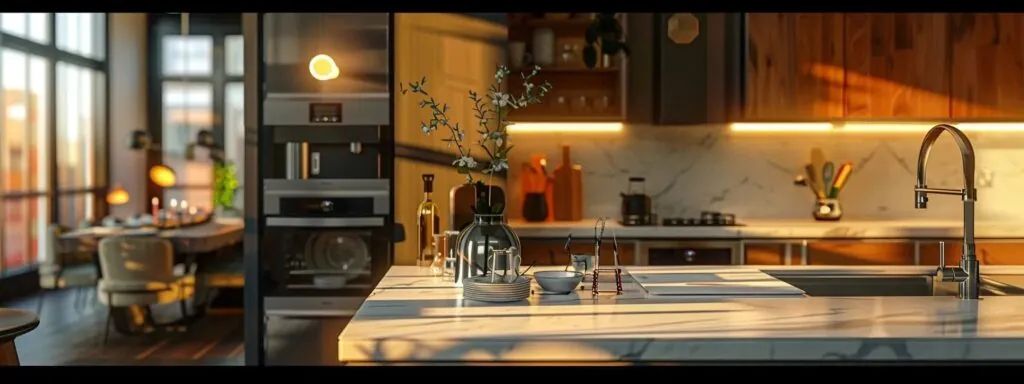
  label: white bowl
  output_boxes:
[534,270,584,294]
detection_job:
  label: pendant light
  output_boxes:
[309,14,339,81]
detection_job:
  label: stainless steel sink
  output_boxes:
[767,273,1024,297]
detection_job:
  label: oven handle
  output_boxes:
[266,217,385,228]
[264,190,388,198]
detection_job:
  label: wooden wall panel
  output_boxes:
[745,13,845,120]
[393,13,508,265]
[806,241,916,265]
[394,13,507,153]
[844,13,951,119]
[950,13,1024,118]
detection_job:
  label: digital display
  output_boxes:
[309,103,342,123]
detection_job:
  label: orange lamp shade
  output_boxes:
[149,165,177,188]
[106,185,130,205]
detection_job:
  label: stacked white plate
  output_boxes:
[462,275,531,302]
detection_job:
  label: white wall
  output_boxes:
[106,13,148,217]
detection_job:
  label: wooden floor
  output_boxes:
[2,289,244,366]
[2,289,353,365]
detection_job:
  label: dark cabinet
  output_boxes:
[626,13,744,125]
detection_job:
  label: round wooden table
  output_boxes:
[0,308,39,366]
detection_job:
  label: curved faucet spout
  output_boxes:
[913,123,979,300]
[915,124,977,202]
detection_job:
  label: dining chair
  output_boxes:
[96,236,195,344]
[37,224,100,315]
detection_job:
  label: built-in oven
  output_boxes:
[638,241,740,266]
[262,179,392,317]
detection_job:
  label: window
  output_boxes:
[56,62,105,227]
[0,13,107,275]
[55,13,106,60]
[1,13,50,44]
[151,14,242,214]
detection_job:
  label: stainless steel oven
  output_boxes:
[262,179,391,317]
[638,241,740,266]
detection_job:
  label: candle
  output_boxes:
[170,198,178,209]
[151,197,159,225]
[181,200,189,210]
[188,206,197,215]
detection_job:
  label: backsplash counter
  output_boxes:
[505,124,1024,222]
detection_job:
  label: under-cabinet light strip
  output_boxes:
[507,122,624,133]
[730,122,1024,133]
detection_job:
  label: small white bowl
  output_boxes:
[533,270,584,294]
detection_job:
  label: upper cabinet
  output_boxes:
[950,13,1024,118]
[506,13,627,122]
[844,13,950,119]
[745,13,844,120]
[745,13,1024,121]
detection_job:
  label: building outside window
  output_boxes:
[150,14,244,213]
[0,12,108,276]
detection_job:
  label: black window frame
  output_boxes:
[146,13,242,205]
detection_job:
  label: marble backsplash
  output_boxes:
[505,124,1024,222]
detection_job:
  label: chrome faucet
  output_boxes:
[914,124,979,300]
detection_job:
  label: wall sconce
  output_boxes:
[309,54,340,81]
[106,184,130,205]
[667,13,700,44]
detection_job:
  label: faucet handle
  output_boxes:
[938,241,945,268]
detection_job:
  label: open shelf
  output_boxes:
[507,13,626,123]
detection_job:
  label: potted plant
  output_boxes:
[213,161,240,217]
[583,13,631,69]
[400,65,551,281]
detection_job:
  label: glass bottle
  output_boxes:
[416,174,441,267]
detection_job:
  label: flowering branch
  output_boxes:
[400,65,552,184]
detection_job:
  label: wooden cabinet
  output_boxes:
[744,13,1024,120]
[743,242,787,265]
[805,241,916,265]
[519,239,635,267]
[745,13,845,120]
[920,241,1024,266]
[950,14,1024,118]
[844,13,950,119]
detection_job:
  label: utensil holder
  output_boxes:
[813,198,843,221]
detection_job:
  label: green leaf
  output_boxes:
[582,45,598,69]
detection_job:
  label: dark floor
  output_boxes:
[3,289,244,366]
[3,289,350,366]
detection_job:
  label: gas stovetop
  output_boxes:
[661,211,742,227]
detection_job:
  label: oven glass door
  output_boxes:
[263,218,391,299]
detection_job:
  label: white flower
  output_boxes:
[420,123,431,133]
[524,82,534,92]
[491,92,510,107]
[453,156,478,169]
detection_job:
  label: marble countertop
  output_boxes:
[338,266,1024,363]
[509,219,1024,240]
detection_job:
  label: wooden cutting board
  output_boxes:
[552,146,583,221]
[627,267,806,296]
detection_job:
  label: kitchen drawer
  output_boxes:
[806,241,915,265]
[743,242,786,265]
[519,240,635,266]
[920,241,1024,266]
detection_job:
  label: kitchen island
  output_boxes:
[338,266,1024,364]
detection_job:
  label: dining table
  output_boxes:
[0,308,39,366]
[57,217,244,334]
